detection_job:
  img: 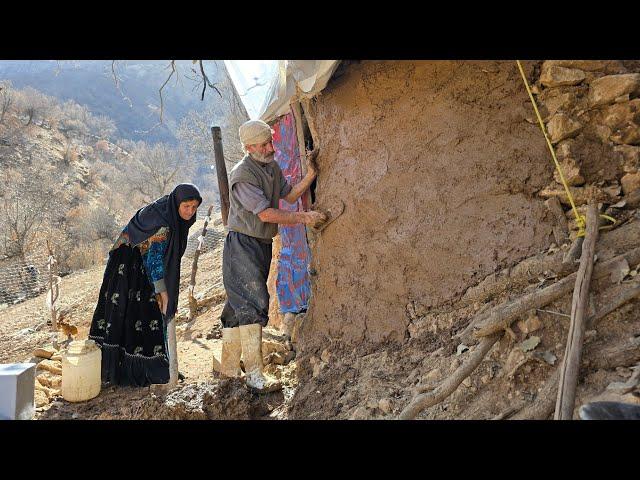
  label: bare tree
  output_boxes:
[0,168,63,260]
[14,87,55,126]
[0,81,14,124]
[87,114,117,140]
[125,142,193,204]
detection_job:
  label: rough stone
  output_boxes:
[366,398,379,410]
[262,340,287,358]
[504,349,527,378]
[555,139,575,159]
[425,368,441,382]
[49,377,62,389]
[320,349,331,363]
[553,157,584,186]
[34,389,49,408]
[602,99,640,130]
[614,145,640,169]
[625,189,640,208]
[462,377,472,388]
[37,360,62,376]
[36,374,51,388]
[542,92,578,119]
[544,60,625,73]
[350,406,369,420]
[378,398,392,414]
[33,346,57,359]
[540,65,586,88]
[593,124,614,143]
[611,122,640,145]
[547,113,582,144]
[588,74,640,107]
[621,172,640,195]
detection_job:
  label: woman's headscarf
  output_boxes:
[125,183,202,320]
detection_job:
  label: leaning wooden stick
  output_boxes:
[554,204,599,420]
[188,204,214,321]
[398,333,501,420]
[211,126,230,226]
[46,240,59,349]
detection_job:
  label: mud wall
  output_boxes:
[300,60,558,347]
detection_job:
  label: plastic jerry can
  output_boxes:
[61,339,101,402]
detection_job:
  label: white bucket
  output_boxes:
[61,339,101,402]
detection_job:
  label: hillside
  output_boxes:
[0,60,240,145]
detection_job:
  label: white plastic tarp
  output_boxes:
[258,60,341,122]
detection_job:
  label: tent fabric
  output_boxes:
[271,112,312,314]
[259,60,341,123]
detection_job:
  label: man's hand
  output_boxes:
[303,210,327,228]
[306,147,319,176]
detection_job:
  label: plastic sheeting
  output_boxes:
[259,60,341,123]
[272,112,312,314]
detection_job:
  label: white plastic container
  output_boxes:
[61,339,101,402]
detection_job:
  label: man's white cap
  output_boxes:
[239,119,273,146]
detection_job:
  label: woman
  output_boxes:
[88,183,202,387]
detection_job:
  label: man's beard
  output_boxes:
[250,151,274,164]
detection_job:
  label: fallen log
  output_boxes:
[555,204,599,420]
[398,333,501,420]
[588,282,640,329]
[471,246,640,339]
[584,336,640,370]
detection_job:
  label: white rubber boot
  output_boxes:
[220,327,242,378]
[239,323,281,393]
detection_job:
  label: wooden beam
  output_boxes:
[211,126,230,226]
[554,204,599,420]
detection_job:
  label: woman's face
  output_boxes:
[178,199,199,221]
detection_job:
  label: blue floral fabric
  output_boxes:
[111,225,170,293]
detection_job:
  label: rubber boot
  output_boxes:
[281,313,295,340]
[239,323,281,393]
[166,317,179,387]
[220,327,242,377]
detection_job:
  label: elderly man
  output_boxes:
[219,119,325,392]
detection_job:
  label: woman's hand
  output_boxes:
[157,291,169,316]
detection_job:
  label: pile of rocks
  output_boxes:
[533,60,640,236]
[30,345,63,409]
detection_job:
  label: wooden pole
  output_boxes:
[46,240,59,350]
[291,102,312,209]
[211,126,230,226]
[554,204,599,420]
[188,204,214,321]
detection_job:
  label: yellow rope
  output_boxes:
[515,60,587,236]
[516,60,616,237]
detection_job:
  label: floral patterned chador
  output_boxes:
[88,225,171,386]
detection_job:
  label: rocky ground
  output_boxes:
[0,221,298,420]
